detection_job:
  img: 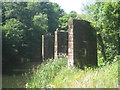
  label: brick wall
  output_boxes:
[68,19,97,68]
[42,35,54,61]
[54,30,68,59]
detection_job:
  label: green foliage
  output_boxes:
[3,19,24,41]
[27,58,67,88]
[58,14,70,30]
[27,58,118,88]
[32,13,48,42]
[2,2,65,66]
[2,18,25,64]
[33,13,48,34]
[82,1,120,62]
[50,61,118,88]
[27,2,64,34]
[69,11,77,18]
[58,11,77,30]
[3,2,32,27]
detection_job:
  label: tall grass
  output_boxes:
[27,58,118,88]
[27,58,67,88]
[50,61,118,88]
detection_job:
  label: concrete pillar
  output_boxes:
[54,30,68,59]
[42,35,54,61]
[68,19,97,69]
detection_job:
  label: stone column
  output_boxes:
[42,35,54,61]
[54,31,58,59]
[68,21,74,68]
[68,19,97,69]
[54,30,68,59]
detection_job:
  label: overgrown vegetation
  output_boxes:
[27,58,118,88]
[2,2,64,69]
[2,2,78,69]
[27,58,67,88]
[2,1,120,88]
[82,1,120,62]
[2,2,120,69]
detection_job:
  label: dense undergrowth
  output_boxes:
[27,58,118,88]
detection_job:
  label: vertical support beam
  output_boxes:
[54,31,58,59]
[54,30,68,59]
[68,19,97,69]
[42,35,54,61]
[68,21,74,68]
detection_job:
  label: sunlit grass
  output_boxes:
[27,58,67,88]
[50,61,118,88]
[27,58,118,88]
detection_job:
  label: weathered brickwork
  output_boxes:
[68,19,97,68]
[42,35,54,61]
[54,30,68,59]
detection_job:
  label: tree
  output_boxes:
[69,11,77,18]
[2,2,66,68]
[27,2,64,34]
[32,13,48,61]
[3,2,33,28]
[58,14,70,30]
[33,13,48,35]
[82,1,120,61]
[2,18,25,67]
[58,11,77,30]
